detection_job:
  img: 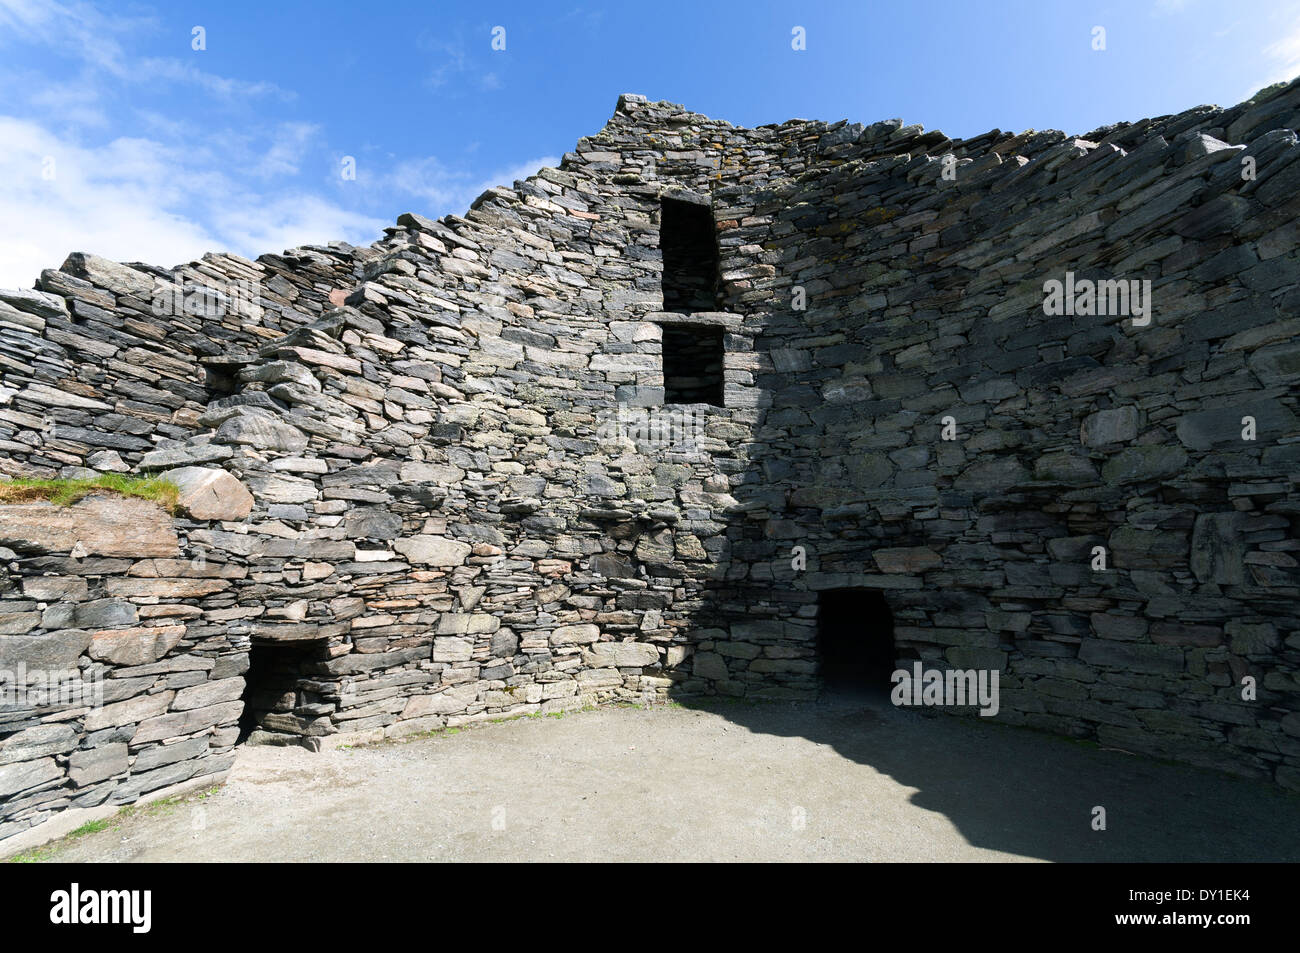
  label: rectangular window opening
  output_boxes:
[661,324,725,407]
[660,197,721,313]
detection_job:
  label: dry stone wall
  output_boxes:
[3,81,1300,839]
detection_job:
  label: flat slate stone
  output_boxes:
[0,630,92,670]
[0,757,62,798]
[68,743,128,787]
[393,536,471,566]
[1176,401,1298,450]
[160,466,255,522]
[0,496,178,557]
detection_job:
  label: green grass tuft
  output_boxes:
[67,818,113,838]
[4,785,222,863]
[0,474,179,512]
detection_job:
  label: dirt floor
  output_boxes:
[12,695,1300,862]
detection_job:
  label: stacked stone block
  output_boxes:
[2,79,1299,840]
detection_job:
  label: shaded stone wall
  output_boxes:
[3,81,1300,840]
[723,92,1300,786]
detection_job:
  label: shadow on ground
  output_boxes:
[10,695,1299,863]
[676,690,1300,863]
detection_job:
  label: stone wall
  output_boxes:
[3,80,1300,840]
[0,494,244,833]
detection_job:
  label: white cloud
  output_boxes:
[27,77,111,128]
[209,194,388,261]
[419,30,506,93]
[422,36,470,91]
[1262,27,1300,81]
[252,122,323,178]
[389,155,560,215]
[133,57,294,102]
[0,1,378,287]
[0,0,560,290]
[0,0,292,101]
[0,116,386,288]
[0,0,142,75]
[1244,23,1300,99]
[0,110,556,288]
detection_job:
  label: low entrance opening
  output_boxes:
[238,640,327,743]
[661,324,725,406]
[817,589,896,695]
[199,356,243,400]
[659,197,721,313]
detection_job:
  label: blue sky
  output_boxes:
[1,0,1297,287]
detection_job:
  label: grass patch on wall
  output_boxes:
[0,474,179,512]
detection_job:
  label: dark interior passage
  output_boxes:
[817,588,897,694]
[660,198,721,313]
[238,640,327,742]
[662,324,725,405]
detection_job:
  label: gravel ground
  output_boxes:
[16,695,1300,863]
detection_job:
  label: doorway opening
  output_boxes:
[238,640,328,743]
[817,588,896,695]
[660,197,721,313]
